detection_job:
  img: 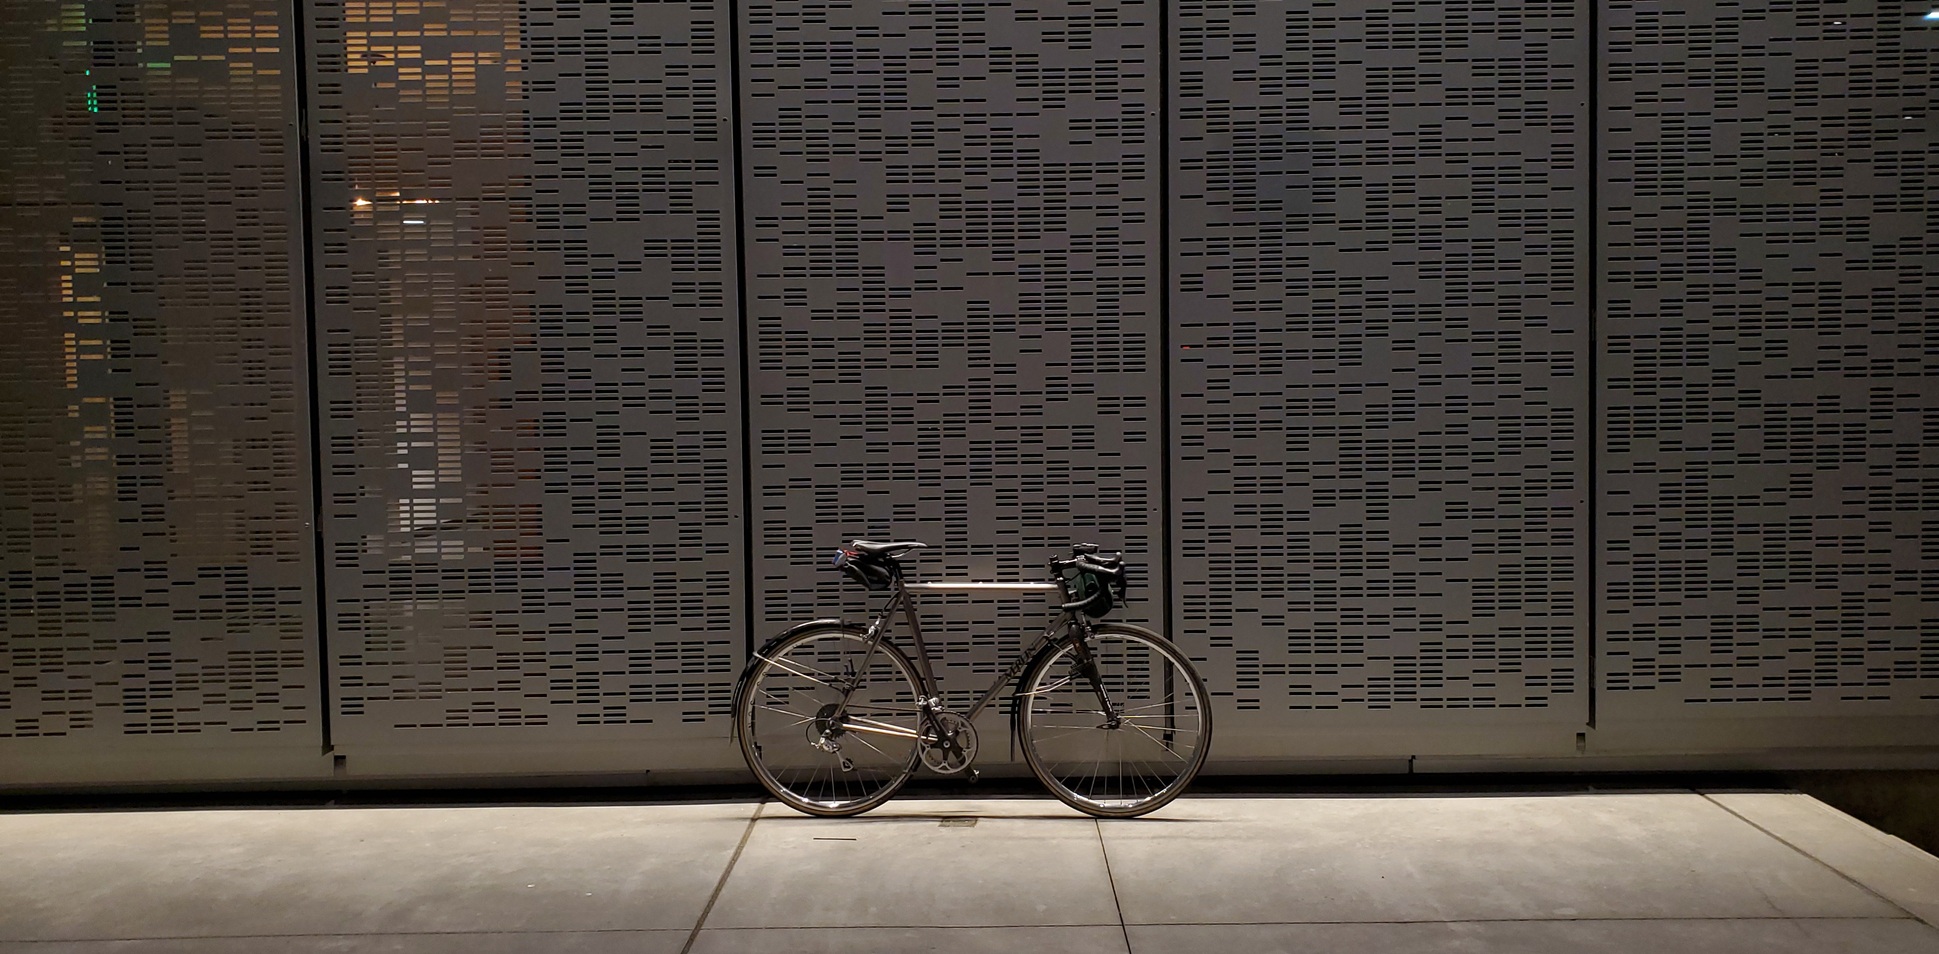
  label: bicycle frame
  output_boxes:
[891,580,1076,722]
[777,577,1105,751]
[738,548,1209,818]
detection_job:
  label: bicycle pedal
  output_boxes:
[968,768,980,783]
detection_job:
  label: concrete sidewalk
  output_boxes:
[3,789,1938,952]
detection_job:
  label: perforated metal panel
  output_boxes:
[1170,0,1590,737]
[1599,3,1939,718]
[741,0,1164,722]
[0,1,319,746]
[11,0,1939,789]
[308,0,744,745]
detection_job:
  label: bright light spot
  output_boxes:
[403,219,425,225]
[1926,10,1939,19]
[352,197,371,208]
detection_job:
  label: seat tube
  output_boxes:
[898,578,941,696]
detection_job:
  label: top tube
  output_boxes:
[901,582,1061,592]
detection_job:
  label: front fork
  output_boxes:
[1068,619,1123,727]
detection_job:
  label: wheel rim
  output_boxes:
[1021,629,1208,815]
[742,630,921,813]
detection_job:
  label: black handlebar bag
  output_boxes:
[1060,562,1127,618]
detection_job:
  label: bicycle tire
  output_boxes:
[1017,623,1212,818]
[737,624,923,817]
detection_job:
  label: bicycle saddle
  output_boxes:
[847,540,928,559]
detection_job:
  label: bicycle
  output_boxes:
[733,540,1212,818]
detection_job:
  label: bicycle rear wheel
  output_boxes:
[1017,623,1211,818]
[736,624,923,816]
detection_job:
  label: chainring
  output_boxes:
[919,710,978,774]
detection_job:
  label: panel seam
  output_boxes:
[293,0,333,753]
[1585,0,1601,733]
[729,0,758,672]
[1157,0,1175,674]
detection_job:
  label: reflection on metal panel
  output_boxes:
[1599,2,1939,715]
[1170,0,1590,727]
[740,0,1164,716]
[308,0,743,742]
[0,1,317,744]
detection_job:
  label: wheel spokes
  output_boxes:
[740,629,923,815]
[1021,630,1208,816]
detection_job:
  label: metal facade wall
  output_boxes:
[5,0,1939,787]
[740,0,1165,726]
[307,0,744,749]
[1598,3,1939,731]
[1169,0,1591,752]
[0,2,319,754]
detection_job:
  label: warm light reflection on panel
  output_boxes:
[311,0,743,740]
[0,0,316,743]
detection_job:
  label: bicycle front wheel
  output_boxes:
[1018,623,1211,818]
[736,624,923,816]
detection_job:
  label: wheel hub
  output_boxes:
[810,702,846,744]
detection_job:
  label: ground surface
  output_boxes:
[3,784,1938,953]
